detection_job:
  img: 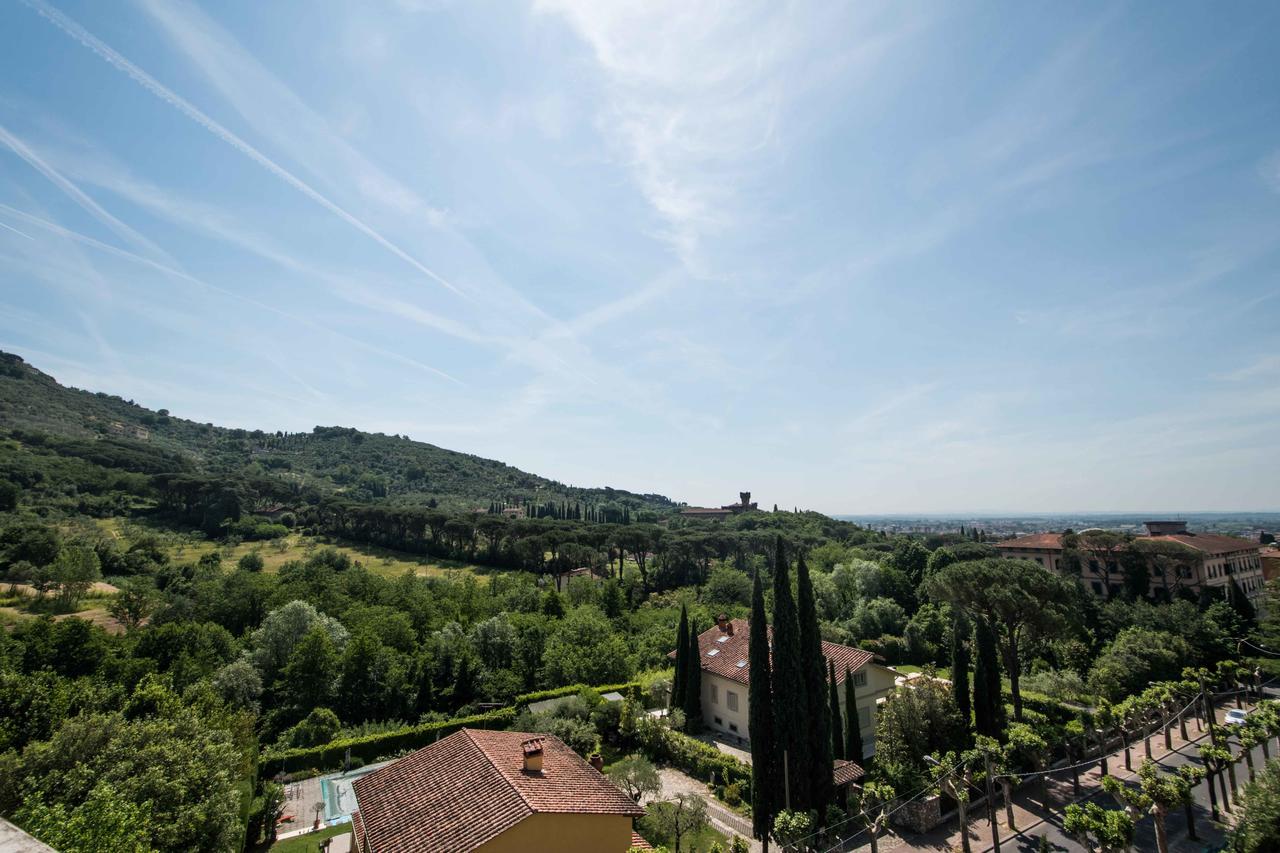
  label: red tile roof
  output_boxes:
[1149,533,1259,556]
[995,533,1064,550]
[352,729,643,853]
[671,619,877,686]
[833,759,866,787]
[351,810,368,853]
[995,531,1258,557]
[630,831,654,850]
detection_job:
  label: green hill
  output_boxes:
[0,351,675,515]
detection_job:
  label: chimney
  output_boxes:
[589,753,604,772]
[522,737,544,774]
[716,613,729,633]
[726,620,734,636]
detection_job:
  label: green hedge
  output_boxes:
[1009,689,1093,725]
[515,682,640,707]
[260,679,645,777]
[261,708,516,776]
[638,724,751,788]
[233,778,254,853]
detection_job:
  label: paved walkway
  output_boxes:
[697,732,754,766]
[827,691,1270,853]
[656,767,760,852]
[279,775,323,835]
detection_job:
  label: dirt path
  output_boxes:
[6,581,119,596]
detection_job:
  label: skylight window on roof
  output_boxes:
[736,660,747,668]
[707,649,720,656]
[716,636,730,643]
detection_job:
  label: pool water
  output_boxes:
[319,762,388,823]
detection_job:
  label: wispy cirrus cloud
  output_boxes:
[0,203,464,385]
[1261,150,1280,194]
[0,219,35,240]
[533,0,796,272]
[0,121,174,262]
[135,0,449,224]
[19,0,465,297]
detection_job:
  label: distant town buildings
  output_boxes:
[679,491,759,521]
[351,729,646,853]
[996,520,1265,603]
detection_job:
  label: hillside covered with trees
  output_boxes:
[0,351,675,515]
[3,349,1280,851]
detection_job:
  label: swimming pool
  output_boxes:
[319,762,389,823]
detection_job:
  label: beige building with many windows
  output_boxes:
[682,616,899,757]
[995,521,1265,604]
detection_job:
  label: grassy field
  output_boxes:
[8,518,486,632]
[266,824,351,853]
[0,586,125,633]
[637,814,730,852]
[94,519,483,580]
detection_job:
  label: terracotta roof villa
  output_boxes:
[672,617,899,758]
[351,729,644,853]
[995,520,1265,603]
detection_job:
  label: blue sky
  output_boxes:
[1,1,1278,513]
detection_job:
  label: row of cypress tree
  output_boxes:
[488,500,634,523]
[670,604,702,728]
[750,538,869,844]
[950,608,1006,738]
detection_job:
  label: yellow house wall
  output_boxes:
[477,812,635,853]
[703,672,749,739]
[702,662,898,756]
[852,663,898,756]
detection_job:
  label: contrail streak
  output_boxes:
[20,0,465,298]
[0,204,464,385]
[0,122,172,260]
[0,220,36,240]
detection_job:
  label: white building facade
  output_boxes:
[685,617,899,757]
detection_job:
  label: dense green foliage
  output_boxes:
[769,540,809,810]
[0,349,1266,851]
[0,351,675,514]
[747,571,777,841]
[1231,758,1280,853]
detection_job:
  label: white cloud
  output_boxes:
[0,203,463,385]
[0,122,174,262]
[1261,150,1280,194]
[533,0,795,271]
[23,0,464,296]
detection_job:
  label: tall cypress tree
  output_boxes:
[748,572,778,847]
[828,659,844,761]
[672,605,689,710]
[951,610,972,726]
[770,537,809,810]
[797,554,833,809]
[843,666,863,766]
[972,616,991,736]
[973,615,1004,738]
[684,621,703,730]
